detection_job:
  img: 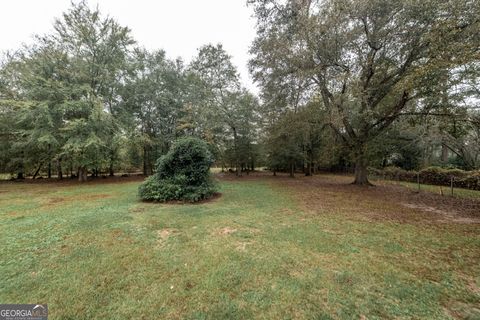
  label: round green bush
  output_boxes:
[138,137,217,202]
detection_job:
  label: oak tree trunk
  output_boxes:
[78,167,88,182]
[352,153,371,186]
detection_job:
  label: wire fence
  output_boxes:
[368,172,474,198]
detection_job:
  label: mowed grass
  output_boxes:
[0,176,479,319]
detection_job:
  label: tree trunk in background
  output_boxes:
[306,161,312,176]
[441,144,449,163]
[289,162,295,178]
[78,167,88,182]
[17,151,25,179]
[233,127,240,177]
[32,162,43,179]
[57,159,63,180]
[109,150,115,176]
[352,152,371,185]
[423,145,432,167]
[382,157,387,168]
[143,146,154,175]
[109,161,114,177]
[143,146,148,175]
[47,144,52,178]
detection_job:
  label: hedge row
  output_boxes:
[370,166,480,191]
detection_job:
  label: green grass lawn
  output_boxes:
[0,176,479,319]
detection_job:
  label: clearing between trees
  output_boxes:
[0,174,479,319]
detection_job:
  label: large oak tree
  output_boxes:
[249,0,480,184]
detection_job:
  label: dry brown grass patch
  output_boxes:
[157,228,179,240]
[266,174,480,225]
[216,226,237,235]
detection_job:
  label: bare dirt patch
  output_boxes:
[47,197,66,205]
[402,203,480,224]
[129,206,146,213]
[444,301,480,320]
[6,211,20,217]
[42,193,111,208]
[81,194,111,200]
[216,227,237,235]
[235,241,252,251]
[155,228,180,249]
[157,228,179,240]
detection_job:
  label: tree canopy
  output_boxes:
[0,1,259,181]
[249,0,480,184]
[1,0,479,186]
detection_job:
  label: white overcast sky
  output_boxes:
[0,0,258,91]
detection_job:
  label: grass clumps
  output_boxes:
[139,137,217,202]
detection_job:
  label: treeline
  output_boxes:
[0,1,260,181]
[2,0,480,185]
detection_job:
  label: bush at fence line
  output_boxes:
[371,166,480,191]
[457,171,480,191]
[418,167,468,185]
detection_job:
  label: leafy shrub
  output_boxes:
[138,137,217,202]
[457,171,480,190]
[418,167,468,185]
[371,166,416,182]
